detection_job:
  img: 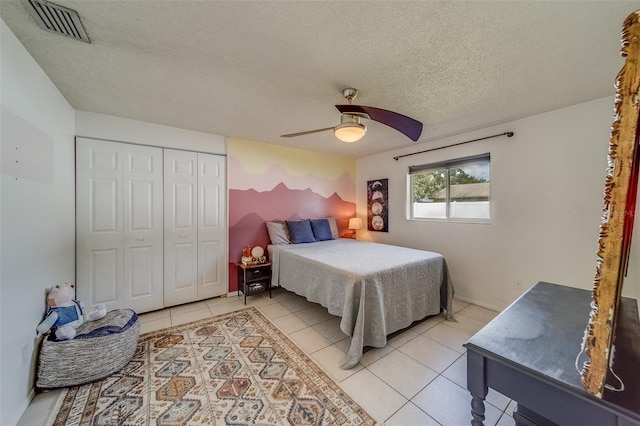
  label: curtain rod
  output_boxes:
[392,131,514,161]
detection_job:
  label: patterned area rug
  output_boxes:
[50,307,375,425]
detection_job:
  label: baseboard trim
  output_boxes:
[11,387,36,426]
[454,295,503,313]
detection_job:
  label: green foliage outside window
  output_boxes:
[413,167,486,202]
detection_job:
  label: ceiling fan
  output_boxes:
[281,88,423,143]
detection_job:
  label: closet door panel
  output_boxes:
[173,183,195,228]
[200,240,221,291]
[170,242,197,287]
[89,248,119,303]
[91,179,119,232]
[127,246,155,295]
[197,153,227,299]
[123,145,164,312]
[76,139,124,311]
[164,149,198,306]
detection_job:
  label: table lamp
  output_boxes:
[348,217,363,239]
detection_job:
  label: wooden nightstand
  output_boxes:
[236,262,272,304]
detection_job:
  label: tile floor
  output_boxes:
[19,288,516,426]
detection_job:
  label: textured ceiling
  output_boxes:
[1,1,637,158]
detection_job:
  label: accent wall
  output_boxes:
[228,138,356,291]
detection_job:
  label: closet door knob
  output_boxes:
[135,237,145,241]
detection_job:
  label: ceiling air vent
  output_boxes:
[21,0,91,43]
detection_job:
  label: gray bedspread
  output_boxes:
[268,239,455,369]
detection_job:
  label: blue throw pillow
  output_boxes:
[310,219,333,241]
[285,219,316,244]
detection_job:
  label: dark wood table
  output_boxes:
[464,281,640,426]
[236,262,272,304]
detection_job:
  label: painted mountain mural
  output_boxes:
[227,138,356,292]
[228,156,355,203]
[228,184,355,291]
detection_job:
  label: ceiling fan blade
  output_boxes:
[336,105,423,141]
[281,127,334,138]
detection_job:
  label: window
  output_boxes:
[408,154,490,222]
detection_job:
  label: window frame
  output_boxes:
[407,153,491,223]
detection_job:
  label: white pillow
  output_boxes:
[266,222,291,245]
[326,217,339,239]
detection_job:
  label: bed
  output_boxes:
[268,238,455,369]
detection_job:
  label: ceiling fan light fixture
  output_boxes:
[281,87,422,142]
[334,115,367,143]
[334,122,366,143]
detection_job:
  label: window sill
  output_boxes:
[408,218,491,225]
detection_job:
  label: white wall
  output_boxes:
[0,28,228,424]
[357,96,640,312]
[1,20,76,425]
[75,111,226,154]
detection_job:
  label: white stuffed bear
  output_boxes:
[36,283,107,340]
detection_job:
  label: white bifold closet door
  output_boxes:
[76,138,164,313]
[163,149,226,307]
